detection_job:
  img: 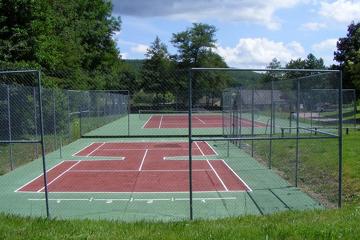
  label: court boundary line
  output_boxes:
[86,142,106,157]
[195,141,229,191]
[20,190,247,194]
[37,161,82,192]
[27,196,238,203]
[194,116,206,124]
[72,142,96,157]
[204,141,219,156]
[138,149,148,171]
[141,115,153,129]
[159,115,163,128]
[221,160,253,192]
[14,160,67,193]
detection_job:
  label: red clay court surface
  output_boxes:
[16,141,251,193]
[143,114,266,129]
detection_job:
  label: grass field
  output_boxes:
[0,206,359,239]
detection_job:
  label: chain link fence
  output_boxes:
[0,68,344,221]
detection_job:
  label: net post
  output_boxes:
[338,71,343,208]
[188,69,193,220]
[37,70,50,218]
[295,78,300,187]
[7,85,14,170]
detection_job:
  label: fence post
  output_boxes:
[128,91,130,136]
[52,90,57,150]
[295,78,300,187]
[353,89,357,129]
[269,81,274,169]
[338,72,343,208]
[37,71,50,218]
[188,69,193,220]
[7,85,14,170]
[34,87,39,159]
[67,91,71,142]
[251,88,255,157]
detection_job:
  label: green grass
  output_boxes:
[0,207,360,239]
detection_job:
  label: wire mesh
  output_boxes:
[0,68,343,221]
[191,68,341,219]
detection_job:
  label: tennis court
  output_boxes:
[142,112,266,129]
[17,141,250,193]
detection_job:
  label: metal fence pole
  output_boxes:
[238,88,242,148]
[251,88,255,157]
[128,92,130,136]
[295,78,300,187]
[338,72,343,208]
[188,69,193,220]
[33,87,39,159]
[353,89,357,129]
[7,85,14,170]
[67,91,71,142]
[52,90,57,150]
[269,81,274,169]
[37,71,50,218]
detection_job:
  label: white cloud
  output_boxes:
[120,52,128,59]
[319,0,360,23]
[312,38,338,65]
[130,44,148,54]
[215,38,305,68]
[300,22,327,31]
[312,38,338,51]
[114,0,302,30]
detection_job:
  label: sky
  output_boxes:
[112,0,360,68]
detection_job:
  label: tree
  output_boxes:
[140,36,173,105]
[171,23,217,68]
[334,22,360,90]
[0,0,124,90]
[262,58,283,83]
[171,23,229,107]
[0,0,36,63]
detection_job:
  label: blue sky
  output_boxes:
[112,0,360,68]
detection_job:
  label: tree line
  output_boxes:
[1,1,360,101]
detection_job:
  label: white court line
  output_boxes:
[204,141,219,156]
[69,169,209,173]
[100,148,199,151]
[194,116,206,124]
[195,141,229,192]
[15,161,66,192]
[138,149,148,171]
[141,115,153,129]
[37,161,82,192]
[221,160,252,192]
[22,190,246,194]
[175,197,236,201]
[86,142,106,157]
[72,142,96,156]
[28,197,237,202]
[159,115,164,128]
